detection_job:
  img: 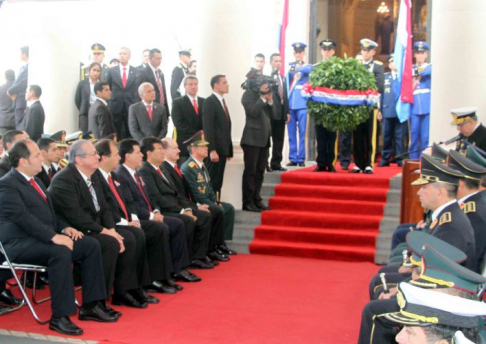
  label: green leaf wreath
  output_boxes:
[307,56,377,132]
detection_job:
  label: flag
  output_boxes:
[278,0,289,75]
[393,0,413,123]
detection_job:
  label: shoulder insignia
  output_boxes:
[375,60,383,65]
[439,212,452,226]
[188,161,199,169]
[177,64,183,69]
[464,201,476,214]
[429,219,438,230]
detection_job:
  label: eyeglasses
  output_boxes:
[80,151,99,157]
[456,120,471,128]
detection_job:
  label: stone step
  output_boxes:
[379,216,400,234]
[263,172,282,184]
[232,223,256,241]
[383,204,400,217]
[226,239,251,254]
[261,183,276,197]
[389,174,403,190]
[386,189,401,203]
[234,210,262,225]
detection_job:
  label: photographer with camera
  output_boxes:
[240,73,275,212]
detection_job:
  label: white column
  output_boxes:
[429,0,486,145]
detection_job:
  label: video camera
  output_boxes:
[241,68,277,94]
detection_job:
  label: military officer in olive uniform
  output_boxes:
[81,44,109,81]
[170,49,191,100]
[180,131,236,249]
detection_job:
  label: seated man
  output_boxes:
[0,139,116,335]
[36,137,59,188]
[115,138,200,282]
[178,133,236,255]
[137,137,216,268]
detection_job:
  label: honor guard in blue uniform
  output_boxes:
[409,41,432,159]
[350,39,384,174]
[314,39,338,172]
[378,54,406,167]
[81,43,109,81]
[170,49,191,100]
[286,42,308,167]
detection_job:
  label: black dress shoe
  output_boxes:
[136,289,160,304]
[112,292,148,308]
[298,162,306,167]
[0,289,22,306]
[204,256,219,266]
[79,303,118,322]
[313,166,327,172]
[166,280,184,291]
[100,301,121,319]
[174,269,201,283]
[190,259,214,269]
[146,281,177,294]
[286,162,297,166]
[327,165,336,172]
[49,316,83,336]
[378,160,390,167]
[219,243,237,255]
[272,166,288,172]
[208,250,230,262]
[255,203,271,211]
[243,204,262,212]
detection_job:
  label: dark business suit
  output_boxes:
[20,101,45,142]
[170,63,187,100]
[128,101,167,142]
[270,73,289,169]
[465,124,486,152]
[48,164,139,296]
[0,81,15,132]
[7,64,28,127]
[88,99,116,139]
[0,155,11,177]
[106,65,139,139]
[240,90,272,207]
[115,164,189,273]
[0,169,106,317]
[202,93,233,194]
[137,161,211,260]
[461,192,486,272]
[171,95,204,164]
[36,164,57,188]
[74,79,95,133]
[136,64,170,118]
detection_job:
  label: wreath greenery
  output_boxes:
[307,56,378,132]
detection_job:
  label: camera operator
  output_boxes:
[240,78,274,212]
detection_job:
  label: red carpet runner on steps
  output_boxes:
[250,164,402,262]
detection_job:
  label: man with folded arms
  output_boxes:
[0,139,117,335]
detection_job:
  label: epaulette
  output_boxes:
[188,161,198,169]
[464,201,476,214]
[375,60,383,65]
[439,212,452,226]
[177,64,183,69]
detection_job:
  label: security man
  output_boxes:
[409,41,432,159]
[81,43,109,81]
[287,42,308,167]
[170,49,191,100]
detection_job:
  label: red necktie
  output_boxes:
[222,98,230,122]
[174,165,183,178]
[135,173,152,212]
[48,167,54,181]
[156,71,165,105]
[122,67,127,88]
[146,104,153,120]
[108,175,129,220]
[29,178,47,202]
[193,98,198,114]
[157,168,163,177]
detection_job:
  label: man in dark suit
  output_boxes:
[268,54,289,172]
[0,139,117,335]
[88,82,116,139]
[170,49,191,100]
[136,48,170,119]
[128,83,167,142]
[7,46,29,127]
[48,140,153,309]
[0,130,29,177]
[202,75,233,194]
[0,70,16,134]
[171,75,204,166]
[106,47,139,140]
[36,138,58,188]
[116,139,201,282]
[240,81,273,212]
[137,49,150,70]
[137,137,217,268]
[20,85,45,142]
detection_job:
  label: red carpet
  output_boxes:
[250,163,401,262]
[0,255,378,343]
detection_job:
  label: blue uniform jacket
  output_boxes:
[287,62,309,110]
[382,72,399,119]
[412,64,432,115]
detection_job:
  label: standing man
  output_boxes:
[409,41,432,160]
[287,42,308,167]
[314,39,338,172]
[88,82,116,139]
[138,49,150,70]
[81,44,109,81]
[171,75,204,166]
[240,81,273,212]
[128,82,167,142]
[106,47,139,140]
[170,49,191,100]
[350,39,384,174]
[36,137,59,188]
[268,53,289,172]
[136,48,170,119]
[0,70,16,134]
[202,75,233,194]
[378,54,406,167]
[254,54,265,74]
[20,85,45,142]
[7,46,29,128]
